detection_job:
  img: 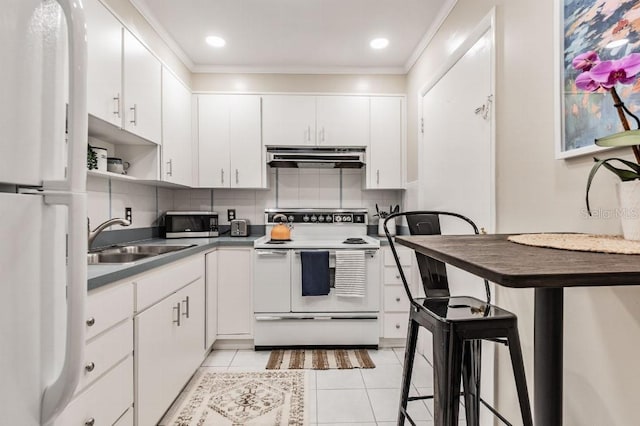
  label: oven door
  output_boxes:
[291,249,380,312]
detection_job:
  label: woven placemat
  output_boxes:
[508,233,640,255]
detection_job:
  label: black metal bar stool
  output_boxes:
[383,211,533,426]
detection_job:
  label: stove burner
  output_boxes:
[265,239,291,244]
[343,237,367,245]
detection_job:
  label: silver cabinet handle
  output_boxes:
[85,418,95,426]
[377,170,380,185]
[166,159,173,177]
[395,324,401,329]
[129,104,137,125]
[113,93,120,117]
[182,296,190,319]
[221,168,224,184]
[396,274,400,279]
[173,302,181,326]
[235,169,239,184]
[395,297,401,302]
[86,317,95,327]
[85,362,95,372]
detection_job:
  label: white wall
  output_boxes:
[407,1,640,424]
[174,169,402,226]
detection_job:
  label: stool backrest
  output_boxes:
[383,211,491,305]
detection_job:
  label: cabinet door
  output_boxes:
[217,249,253,336]
[230,95,263,188]
[134,292,181,426]
[369,97,403,189]
[123,30,161,144]
[176,278,206,374]
[205,251,218,349]
[262,95,316,146]
[197,95,230,187]
[162,68,192,186]
[316,96,369,147]
[86,0,122,127]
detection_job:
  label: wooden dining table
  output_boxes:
[394,233,640,426]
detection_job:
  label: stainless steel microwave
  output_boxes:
[164,211,219,238]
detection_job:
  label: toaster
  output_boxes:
[230,219,249,237]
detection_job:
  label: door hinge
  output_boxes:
[420,118,424,134]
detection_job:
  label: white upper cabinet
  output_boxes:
[262,95,316,146]
[367,97,404,189]
[161,68,192,186]
[316,96,369,147]
[197,95,264,188]
[262,95,369,147]
[123,30,162,144]
[86,1,161,145]
[86,0,123,128]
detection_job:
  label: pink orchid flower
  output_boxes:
[590,53,640,88]
[572,51,600,71]
[575,71,601,92]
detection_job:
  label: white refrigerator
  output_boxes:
[0,0,88,425]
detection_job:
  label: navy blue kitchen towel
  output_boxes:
[301,251,330,296]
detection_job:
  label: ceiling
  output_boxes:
[130,0,453,74]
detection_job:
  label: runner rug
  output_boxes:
[266,349,376,370]
[159,370,307,426]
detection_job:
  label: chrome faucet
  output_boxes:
[88,217,131,249]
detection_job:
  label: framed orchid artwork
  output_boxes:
[557,0,640,159]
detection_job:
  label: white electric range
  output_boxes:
[253,208,381,348]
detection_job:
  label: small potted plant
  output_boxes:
[574,51,640,239]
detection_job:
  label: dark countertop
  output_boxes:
[87,236,261,291]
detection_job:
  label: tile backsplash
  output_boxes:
[87,168,402,232]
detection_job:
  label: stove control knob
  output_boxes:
[311,215,317,222]
[303,215,310,222]
[288,215,294,222]
[335,215,342,222]
[343,215,352,222]
[318,215,325,222]
[325,215,333,222]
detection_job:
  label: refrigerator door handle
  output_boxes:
[45,0,88,194]
[40,191,87,425]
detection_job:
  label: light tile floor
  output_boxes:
[186,347,444,426]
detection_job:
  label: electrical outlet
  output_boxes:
[227,209,236,221]
[125,207,132,223]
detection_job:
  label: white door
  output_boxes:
[123,30,161,144]
[262,95,316,146]
[197,95,230,187]
[229,95,263,188]
[85,0,122,128]
[369,97,403,188]
[316,96,369,147]
[161,69,192,186]
[420,28,495,423]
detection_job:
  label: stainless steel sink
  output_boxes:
[87,244,196,264]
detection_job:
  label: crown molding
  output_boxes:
[403,0,459,73]
[128,0,195,70]
[191,65,407,75]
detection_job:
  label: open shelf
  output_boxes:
[87,169,140,182]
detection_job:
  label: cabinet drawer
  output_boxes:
[384,266,411,285]
[114,407,134,426]
[383,286,411,313]
[54,356,133,426]
[86,282,133,340]
[78,319,133,393]
[383,313,409,338]
[384,247,412,266]
[136,255,204,311]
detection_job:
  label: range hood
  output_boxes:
[266,147,366,169]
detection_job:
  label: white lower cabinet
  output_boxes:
[205,250,218,349]
[381,246,415,339]
[134,262,205,426]
[216,248,253,337]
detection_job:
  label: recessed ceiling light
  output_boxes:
[206,36,226,48]
[606,39,629,49]
[370,38,389,50]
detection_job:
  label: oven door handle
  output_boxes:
[293,250,378,256]
[255,250,289,257]
[255,315,378,321]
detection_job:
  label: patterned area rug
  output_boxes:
[159,370,307,425]
[266,349,375,370]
